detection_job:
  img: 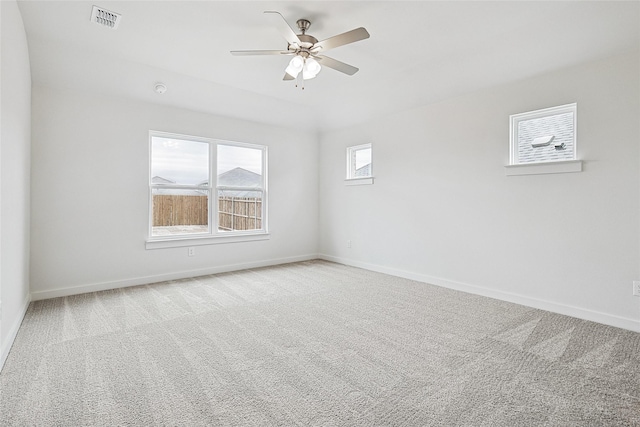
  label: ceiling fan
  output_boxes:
[231,11,370,87]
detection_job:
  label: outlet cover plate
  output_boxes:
[633,281,640,297]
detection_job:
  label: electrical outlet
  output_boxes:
[188,247,195,257]
[633,281,640,297]
[347,240,352,248]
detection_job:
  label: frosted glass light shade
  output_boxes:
[302,57,321,80]
[285,55,304,78]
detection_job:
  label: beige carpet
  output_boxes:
[1,260,639,426]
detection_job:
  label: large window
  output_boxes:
[149,131,267,242]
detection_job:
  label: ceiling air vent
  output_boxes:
[90,5,121,29]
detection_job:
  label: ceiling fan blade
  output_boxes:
[230,50,291,56]
[264,11,301,47]
[313,27,370,52]
[315,55,359,76]
[283,73,295,81]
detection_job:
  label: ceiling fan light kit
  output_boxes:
[286,56,321,81]
[285,55,304,78]
[231,11,370,89]
[302,57,321,79]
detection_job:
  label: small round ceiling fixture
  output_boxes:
[154,83,167,94]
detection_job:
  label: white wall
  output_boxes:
[30,86,318,298]
[319,51,640,331]
[1,0,32,367]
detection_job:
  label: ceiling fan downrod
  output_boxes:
[296,19,311,34]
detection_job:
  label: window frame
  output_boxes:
[147,131,268,249]
[345,143,373,185]
[509,103,578,166]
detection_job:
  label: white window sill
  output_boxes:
[505,160,582,176]
[146,232,270,250]
[345,177,374,186]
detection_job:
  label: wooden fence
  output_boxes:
[153,195,208,226]
[218,196,262,231]
[153,195,261,231]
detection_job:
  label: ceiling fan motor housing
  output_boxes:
[292,33,318,57]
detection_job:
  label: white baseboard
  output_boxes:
[30,254,318,301]
[0,294,31,372]
[319,254,640,333]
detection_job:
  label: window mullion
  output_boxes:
[211,142,217,236]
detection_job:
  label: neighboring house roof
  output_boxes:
[152,168,262,198]
[517,112,574,163]
[151,176,175,184]
[152,175,206,196]
[218,167,261,187]
[355,163,371,177]
[218,167,262,198]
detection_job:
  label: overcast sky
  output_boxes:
[355,148,371,170]
[151,137,262,185]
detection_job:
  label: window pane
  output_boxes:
[151,188,209,236]
[217,144,263,179]
[348,145,372,179]
[516,111,575,164]
[151,136,209,185]
[354,147,372,177]
[218,189,262,232]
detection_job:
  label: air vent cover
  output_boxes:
[90,6,121,29]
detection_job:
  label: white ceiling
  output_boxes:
[17,1,640,131]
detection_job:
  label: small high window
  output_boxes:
[346,143,372,180]
[509,103,577,165]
